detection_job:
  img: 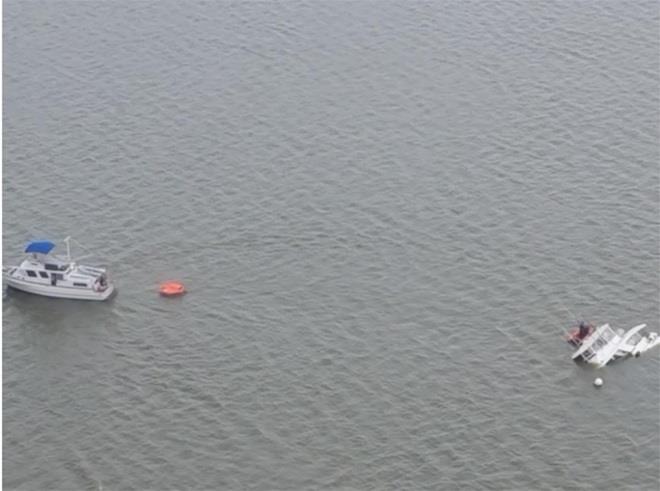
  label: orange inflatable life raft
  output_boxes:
[159,281,186,297]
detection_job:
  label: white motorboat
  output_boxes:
[3,237,115,301]
[571,323,660,368]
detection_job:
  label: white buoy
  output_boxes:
[593,377,603,388]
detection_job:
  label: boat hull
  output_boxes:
[5,275,115,301]
[571,323,658,367]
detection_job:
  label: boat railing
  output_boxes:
[78,265,106,275]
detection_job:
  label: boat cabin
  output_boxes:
[14,257,104,289]
[572,324,621,367]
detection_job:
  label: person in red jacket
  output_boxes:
[577,321,591,340]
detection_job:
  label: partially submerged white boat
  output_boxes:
[571,323,660,368]
[3,238,115,301]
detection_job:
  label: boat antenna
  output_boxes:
[64,236,72,261]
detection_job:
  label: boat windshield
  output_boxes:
[582,348,596,361]
[600,327,616,342]
[591,336,610,350]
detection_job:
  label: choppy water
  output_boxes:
[3,1,659,490]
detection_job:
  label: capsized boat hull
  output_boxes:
[571,323,658,367]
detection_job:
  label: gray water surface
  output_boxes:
[4,1,659,490]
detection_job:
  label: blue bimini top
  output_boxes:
[25,240,56,254]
